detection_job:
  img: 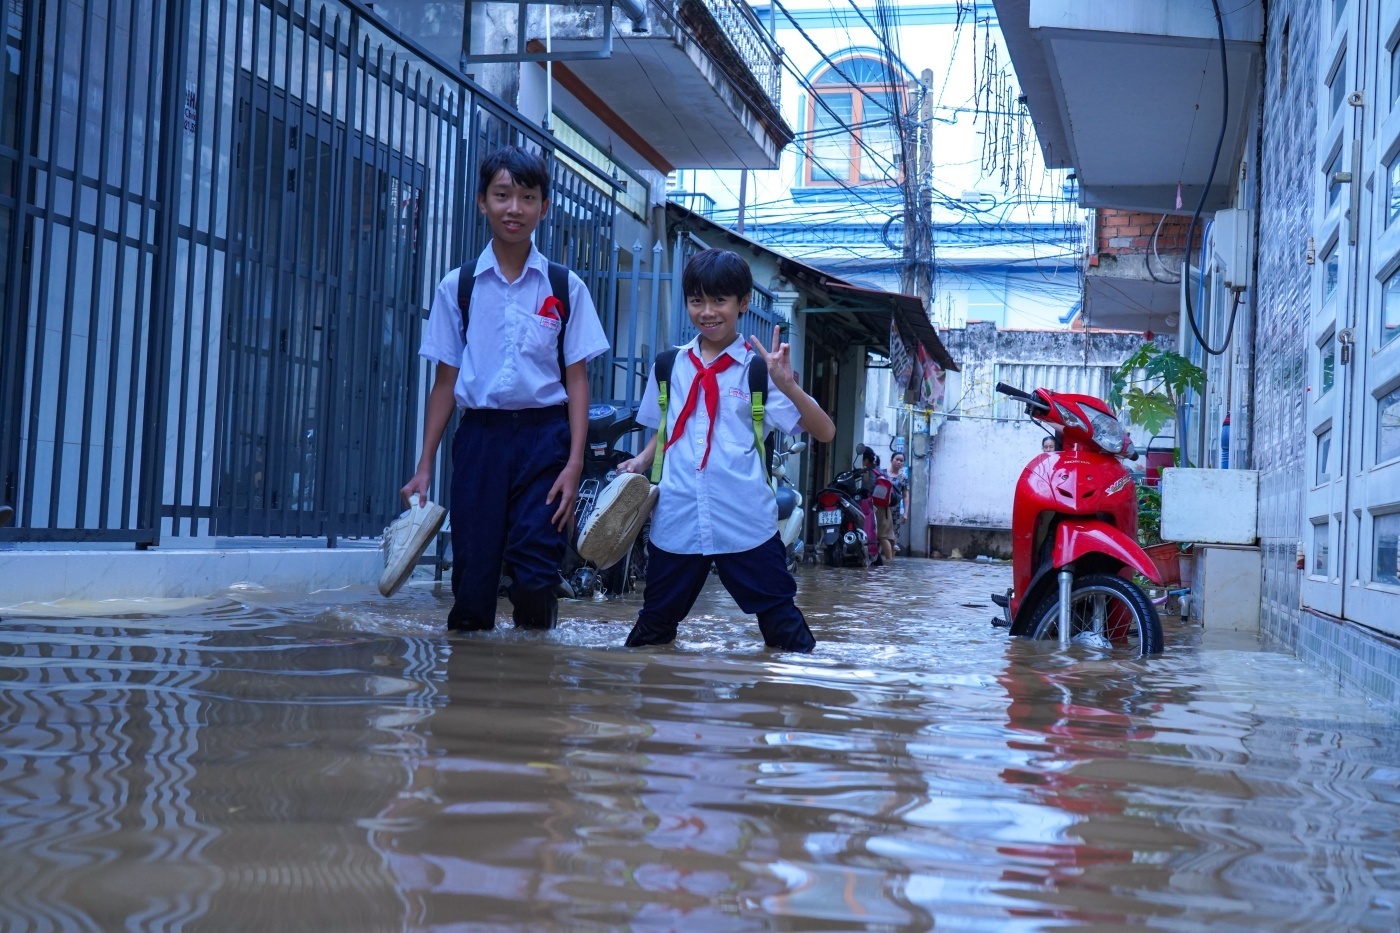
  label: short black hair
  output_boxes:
[682,248,752,300]
[477,145,550,200]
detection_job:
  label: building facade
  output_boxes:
[994,0,1400,709]
[0,0,797,554]
[686,0,1086,331]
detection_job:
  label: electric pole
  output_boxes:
[899,70,937,558]
[917,68,934,308]
[900,70,935,306]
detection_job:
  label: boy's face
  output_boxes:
[687,291,748,351]
[477,168,548,247]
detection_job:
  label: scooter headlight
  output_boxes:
[1086,408,1127,454]
[1052,402,1088,432]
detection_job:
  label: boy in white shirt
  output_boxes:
[402,147,609,631]
[619,249,836,652]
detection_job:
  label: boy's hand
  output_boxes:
[618,455,650,475]
[547,461,583,532]
[400,470,431,508]
[751,324,796,390]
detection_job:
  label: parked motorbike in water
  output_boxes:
[813,467,871,568]
[990,382,1165,656]
[562,402,649,598]
[771,440,807,571]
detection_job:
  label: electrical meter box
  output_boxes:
[1210,208,1254,291]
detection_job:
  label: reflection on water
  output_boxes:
[1,561,1398,931]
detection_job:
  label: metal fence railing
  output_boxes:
[0,0,621,545]
[689,0,783,109]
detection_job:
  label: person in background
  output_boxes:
[1041,435,1056,453]
[889,451,909,550]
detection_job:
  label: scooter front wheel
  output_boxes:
[1026,573,1164,656]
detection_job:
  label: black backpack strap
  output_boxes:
[547,262,572,383]
[649,349,680,484]
[457,260,574,386]
[747,354,771,483]
[654,348,678,386]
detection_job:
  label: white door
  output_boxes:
[1302,0,1359,617]
[1344,0,1400,634]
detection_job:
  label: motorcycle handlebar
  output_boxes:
[995,382,1050,412]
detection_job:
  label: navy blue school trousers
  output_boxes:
[448,405,568,629]
[625,533,816,652]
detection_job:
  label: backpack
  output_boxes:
[648,348,770,486]
[457,260,573,383]
[869,471,895,509]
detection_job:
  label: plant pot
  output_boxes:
[1144,542,1183,586]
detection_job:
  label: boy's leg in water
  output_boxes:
[448,417,509,630]
[502,413,569,629]
[624,543,712,647]
[713,534,816,652]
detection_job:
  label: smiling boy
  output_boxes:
[402,146,608,632]
[618,249,836,652]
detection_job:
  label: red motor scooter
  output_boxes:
[990,383,1164,656]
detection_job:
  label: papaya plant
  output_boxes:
[1108,342,1206,439]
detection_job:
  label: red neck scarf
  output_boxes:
[664,348,736,470]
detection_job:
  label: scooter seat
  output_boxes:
[775,485,798,521]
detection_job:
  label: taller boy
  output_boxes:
[620,249,836,652]
[403,146,608,631]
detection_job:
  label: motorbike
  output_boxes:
[990,382,1165,656]
[813,466,871,568]
[562,402,649,598]
[771,440,807,571]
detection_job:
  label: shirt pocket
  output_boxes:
[717,393,760,451]
[521,309,563,366]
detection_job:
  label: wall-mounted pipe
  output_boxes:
[616,0,649,32]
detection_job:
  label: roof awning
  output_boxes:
[778,260,960,372]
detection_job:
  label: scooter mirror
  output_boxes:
[787,441,807,454]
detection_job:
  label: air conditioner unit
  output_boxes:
[1210,208,1254,292]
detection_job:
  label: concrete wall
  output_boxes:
[927,418,1044,537]
[940,321,1164,420]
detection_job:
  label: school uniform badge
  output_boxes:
[536,296,563,331]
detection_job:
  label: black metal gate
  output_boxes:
[0,0,620,545]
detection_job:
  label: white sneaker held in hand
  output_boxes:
[379,494,447,597]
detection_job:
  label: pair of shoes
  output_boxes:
[578,473,657,570]
[378,494,447,597]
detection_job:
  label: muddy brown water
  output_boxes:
[1,559,1398,931]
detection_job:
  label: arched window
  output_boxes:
[805,57,906,187]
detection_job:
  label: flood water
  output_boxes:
[2,558,1398,931]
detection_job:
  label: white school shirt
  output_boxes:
[419,242,609,409]
[636,336,804,555]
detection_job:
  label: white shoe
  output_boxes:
[378,494,447,597]
[578,473,657,570]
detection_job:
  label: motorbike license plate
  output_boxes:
[817,509,841,526]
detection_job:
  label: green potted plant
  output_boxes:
[1110,342,1204,593]
[1108,342,1206,460]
